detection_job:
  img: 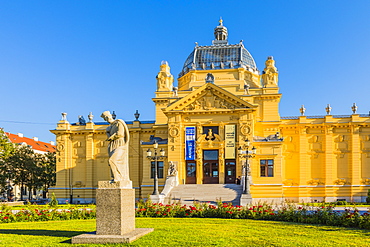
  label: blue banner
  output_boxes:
[185,127,196,160]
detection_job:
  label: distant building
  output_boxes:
[2,132,55,201]
[5,132,56,154]
[51,20,370,204]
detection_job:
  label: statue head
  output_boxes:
[101,111,114,123]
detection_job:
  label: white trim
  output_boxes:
[253,184,283,186]
[283,185,370,188]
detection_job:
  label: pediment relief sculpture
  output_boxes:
[165,83,255,113]
[185,89,243,111]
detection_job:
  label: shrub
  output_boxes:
[48,193,58,207]
[366,189,370,204]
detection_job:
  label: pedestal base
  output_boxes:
[149,194,165,204]
[71,180,154,244]
[240,194,253,206]
[71,228,154,244]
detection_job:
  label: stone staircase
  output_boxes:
[163,184,243,205]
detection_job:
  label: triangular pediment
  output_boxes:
[165,83,256,112]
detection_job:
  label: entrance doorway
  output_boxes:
[186,161,196,184]
[203,150,219,184]
[225,160,236,184]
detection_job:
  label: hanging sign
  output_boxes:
[185,126,196,160]
[225,125,236,159]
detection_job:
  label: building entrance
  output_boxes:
[186,161,196,184]
[225,160,236,184]
[203,150,219,184]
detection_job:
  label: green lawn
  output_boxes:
[0,218,369,247]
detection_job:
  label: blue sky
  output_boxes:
[1,1,370,142]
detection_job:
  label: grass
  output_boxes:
[0,218,369,246]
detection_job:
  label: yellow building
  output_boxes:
[50,20,370,204]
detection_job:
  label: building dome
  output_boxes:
[179,19,257,78]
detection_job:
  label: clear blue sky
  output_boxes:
[1,1,370,142]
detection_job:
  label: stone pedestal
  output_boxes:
[240,193,252,206]
[72,181,153,244]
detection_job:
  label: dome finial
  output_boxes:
[219,17,223,26]
[213,18,228,45]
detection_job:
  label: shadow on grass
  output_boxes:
[0,229,86,238]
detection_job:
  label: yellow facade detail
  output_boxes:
[50,21,370,203]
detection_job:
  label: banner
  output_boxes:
[185,127,196,160]
[225,125,236,159]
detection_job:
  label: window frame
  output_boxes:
[260,159,274,177]
[150,161,164,179]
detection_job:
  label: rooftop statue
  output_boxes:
[101,111,130,184]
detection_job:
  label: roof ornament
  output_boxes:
[61,112,67,121]
[88,112,94,123]
[352,103,358,114]
[134,110,140,121]
[300,105,306,116]
[172,86,178,97]
[112,111,117,120]
[205,73,214,84]
[78,115,86,125]
[325,104,332,115]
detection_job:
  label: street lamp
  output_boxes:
[238,139,257,195]
[146,140,166,195]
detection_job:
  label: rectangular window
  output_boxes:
[151,161,164,179]
[260,159,274,177]
[202,126,219,135]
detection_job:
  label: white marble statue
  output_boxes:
[101,111,130,182]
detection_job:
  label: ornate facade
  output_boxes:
[50,20,370,203]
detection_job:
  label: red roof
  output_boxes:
[5,132,56,153]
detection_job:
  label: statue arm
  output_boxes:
[123,120,130,144]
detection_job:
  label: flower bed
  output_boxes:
[136,200,370,230]
[0,204,96,223]
[2,200,370,230]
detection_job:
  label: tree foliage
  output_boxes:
[0,129,15,194]
[0,129,56,200]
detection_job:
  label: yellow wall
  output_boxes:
[50,57,370,204]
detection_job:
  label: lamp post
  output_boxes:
[238,139,257,195]
[146,140,166,195]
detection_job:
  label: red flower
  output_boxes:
[258,205,263,208]
[298,207,302,210]
[270,213,275,215]
[4,216,9,220]
[185,213,189,216]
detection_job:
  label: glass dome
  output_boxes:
[179,20,258,78]
[179,43,257,78]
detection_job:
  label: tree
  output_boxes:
[0,129,15,198]
[38,152,56,198]
[6,145,36,200]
